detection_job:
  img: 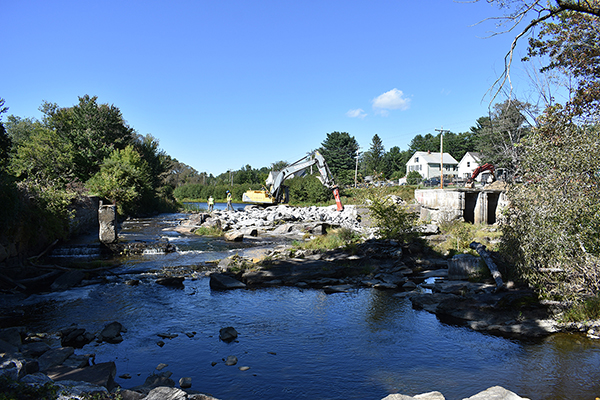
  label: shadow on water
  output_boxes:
[3,213,600,400]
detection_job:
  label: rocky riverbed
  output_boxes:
[2,204,599,399]
[173,205,572,340]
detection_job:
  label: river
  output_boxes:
[2,212,600,400]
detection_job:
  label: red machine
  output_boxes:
[465,163,495,188]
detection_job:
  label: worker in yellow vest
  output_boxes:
[207,196,214,212]
[226,190,233,211]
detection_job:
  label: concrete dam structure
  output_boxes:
[414,185,508,225]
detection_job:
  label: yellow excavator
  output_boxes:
[242,151,344,211]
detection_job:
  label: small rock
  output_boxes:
[158,333,178,339]
[239,366,250,371]
[156,277,185,287]
[179,377,192,388]
[219,327,238,343]
[119,373,132,379]
[157,341,165,347]
[156,363,168,371]
[224,355,238,366]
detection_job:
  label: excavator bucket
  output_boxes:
[333,187,344,211]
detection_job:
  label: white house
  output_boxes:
[457,152,482,181]
[406,151,458,179]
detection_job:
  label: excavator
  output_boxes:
[465,163,495,188]
[242,151,344,211]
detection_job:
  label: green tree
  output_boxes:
[287,174,331,204]
[319,131,359,185]
[43,95,136,181]
[87,145,152,216]
[164,157,204,187]
[10,124,75,183]
[408,133,438,154]
[525,9,600,116]
[270,160,288,171]
[475,99,534,176]
[384,146,411,178]
[134,134,171,189]
[480,1,600,100]
[0,99,11,172]
[3,115,38,150]
[483,1,600,309]
[363,134,386,177]
[502,107,600,300]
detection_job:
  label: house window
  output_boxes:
[467,162,470,168]
[415,157,419,163]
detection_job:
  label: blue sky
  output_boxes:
[3,0,533,176]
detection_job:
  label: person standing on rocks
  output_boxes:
[226,190,234,211]
[208,196,214,212]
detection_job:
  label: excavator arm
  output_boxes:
[243,151,344,211]
[465,163,495,188]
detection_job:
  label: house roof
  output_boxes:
[410,151,458,164]
[462,152,481,162]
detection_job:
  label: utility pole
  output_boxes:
[354,148,361,188]
[435,127,450,190]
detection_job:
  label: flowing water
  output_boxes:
[3,212,600,400]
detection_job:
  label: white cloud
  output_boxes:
[372,88,410,115]
[346,108,367,119]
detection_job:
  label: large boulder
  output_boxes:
[47,361,117,391]
[448,254,485,280]
[210,273,246,290]
[61,327,95,348]
[462,386,530,400]
[144,386,187,400]
[37,347,75,372]
[382,391,445,400]
[98,321,124,344]
[0,355,27,380]
[224,231,244,242]
[55,380,109,397]
[0,327,24,348]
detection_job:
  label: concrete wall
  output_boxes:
[415,188,506,225]
[0,196,100,268]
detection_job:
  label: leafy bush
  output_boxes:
[194,225,223,236]
[366,191,418,243]
[406,170,422,185]
[0,375,58,400]
[560,295,600,323]
[295,228,362,251]
[501,109,600,302]
[87,145,153,216]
